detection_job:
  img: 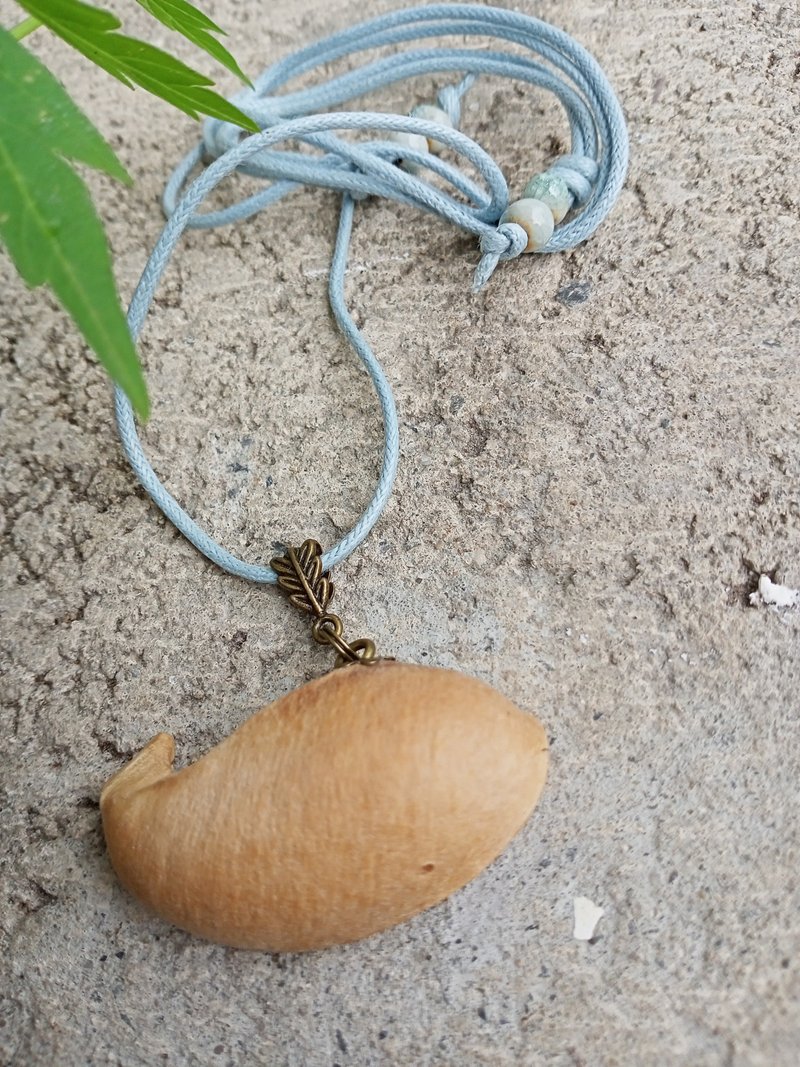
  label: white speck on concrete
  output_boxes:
[749,574,800,609]
[573,897,605,941]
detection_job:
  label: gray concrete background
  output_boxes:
[1,1,798,1064]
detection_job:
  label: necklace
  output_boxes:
[100,3,628,952]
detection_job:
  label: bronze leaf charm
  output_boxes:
[270,539,381,668]
[270,539,334,616]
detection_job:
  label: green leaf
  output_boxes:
[135,0,252,85]
[0,29,149,419]
[16,0,259,131]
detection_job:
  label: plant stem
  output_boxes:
[10,15,42,41]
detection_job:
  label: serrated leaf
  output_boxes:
[0,29,130,183]
[16,0,259,131]
[135,0,251,85]
[0,29,149,418]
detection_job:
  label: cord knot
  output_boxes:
[436,74,476,127]
[479,221,528,258]
[201,95,281,161]
[472,221,528,291]
[548,153,599,205]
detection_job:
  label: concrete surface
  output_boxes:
[1,1,799,1064]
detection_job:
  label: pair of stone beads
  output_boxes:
[390,102,454,172]
[499,173,573,252]
[390,105,573,252]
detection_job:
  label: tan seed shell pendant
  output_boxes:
[100,661,548,951]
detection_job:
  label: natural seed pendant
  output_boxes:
[100,543,549,952]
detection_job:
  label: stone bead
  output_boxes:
[522,173,572,223]
[409,104,454,154]
[499,198,555,252]
[390,130,429,173]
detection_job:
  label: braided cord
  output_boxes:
[116,3,628,584]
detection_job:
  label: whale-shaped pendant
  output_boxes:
[101,660,548,951]
[100,541,548,951]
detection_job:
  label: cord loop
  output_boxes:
[115,5,628,584]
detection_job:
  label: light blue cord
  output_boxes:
[116,4,628,584]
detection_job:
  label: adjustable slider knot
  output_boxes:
[479,221,529,259]
[434,73,476,127]
[547,153,600,205]
[473,221,529,292]
[202,96,281,162]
